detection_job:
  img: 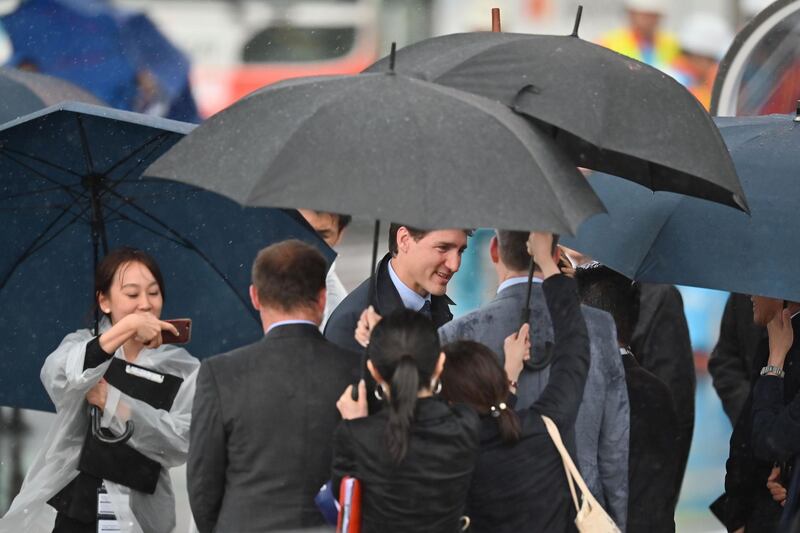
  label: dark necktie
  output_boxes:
[419,300,432,319]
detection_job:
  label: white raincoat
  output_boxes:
[0,323,199,533]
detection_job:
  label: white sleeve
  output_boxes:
[40,331,112,412]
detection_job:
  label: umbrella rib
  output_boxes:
[0,146,86,180]
[0,150,86,202]
[0,183,76,201]
[76,114,96,176]
[102,188,259,324]
[0,199,89,290]
[101,202,188,248]
[102,131,173,180]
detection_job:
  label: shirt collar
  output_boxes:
[497,275,543,295]
[266,319,318,334]
[387,259,431,312]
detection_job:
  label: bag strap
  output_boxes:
[541,415,601,509]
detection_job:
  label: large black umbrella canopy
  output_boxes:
[0,102,335,411]
[560,114,800,301]
[0,67,103,124]
[366,31,749,213]
[146,71,605,236]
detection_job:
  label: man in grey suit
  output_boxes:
[188,240,360,533]
[439,230,630,530]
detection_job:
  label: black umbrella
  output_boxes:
[0,67,103,125]
[146,71,603,235]
[365,9,749,212]
[147,59,606,397]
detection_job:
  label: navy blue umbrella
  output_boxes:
[0,102,334,411]
[561,113,800,301]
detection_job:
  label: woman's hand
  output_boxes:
[86,378,108,410]
[355,306,382,348]
[126,313,178,348]
[527,232,560,279]
[337,380,368,420]
[504,323,530,386]
[767,308,793,369]
[100,313,179,354]
[767,466,788,506]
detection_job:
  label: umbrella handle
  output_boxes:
[90,405,134,445]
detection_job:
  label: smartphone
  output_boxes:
[162,318,192,344]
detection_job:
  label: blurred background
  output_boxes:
[1,0,798,531]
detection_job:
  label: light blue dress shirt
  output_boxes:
[387,259,431,312]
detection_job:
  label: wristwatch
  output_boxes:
[760,365,786,378]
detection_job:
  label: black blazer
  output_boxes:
[324,253,455,354]
[465,275,590,533]
[188,324,361,533]
[623,353,681,533]
[720,314,800,532]
[331,398,479,533]
[630,283,694,503]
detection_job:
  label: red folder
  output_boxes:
[337,476,362,533]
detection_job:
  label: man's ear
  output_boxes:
[396,226,410,255]
[367,360,384,385]
[249,284,261,311]
[317,287,327,315]
[489,235,500,264]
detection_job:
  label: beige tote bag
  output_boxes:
[541,415,622,533]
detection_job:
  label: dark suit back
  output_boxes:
[623,354,680,533]
[188,324,361,533]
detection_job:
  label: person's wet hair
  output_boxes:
[95,247,165,308]
[575,264,640,346]
[388,223,473,256]
[251,239,327,311]
[495,230,560,272]
[367,309,441,463]
[441,341,521,444]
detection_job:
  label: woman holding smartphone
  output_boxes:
[1,247,200,533]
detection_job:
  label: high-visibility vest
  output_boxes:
[599,28,680,71]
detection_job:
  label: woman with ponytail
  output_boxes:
[332,310,479,533]
[440,232,592,533]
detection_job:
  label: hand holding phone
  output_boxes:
[161,319,192,344]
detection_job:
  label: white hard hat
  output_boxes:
[624,0,668,15]
[741,0,774,18]
[679,12,735,60]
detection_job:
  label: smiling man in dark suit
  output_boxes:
[324,223,470,354]
[188,240,360,533]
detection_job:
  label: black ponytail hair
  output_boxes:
[441,340,521,444]
[367,309,441,464]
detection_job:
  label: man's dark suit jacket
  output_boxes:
[719,314,800,532]
[709,293,766,424]
[188,323,361,533]
[324,253,454,354]
[623,352,681,533]
[630,283,694,505]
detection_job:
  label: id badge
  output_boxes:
[97,483,128,533]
